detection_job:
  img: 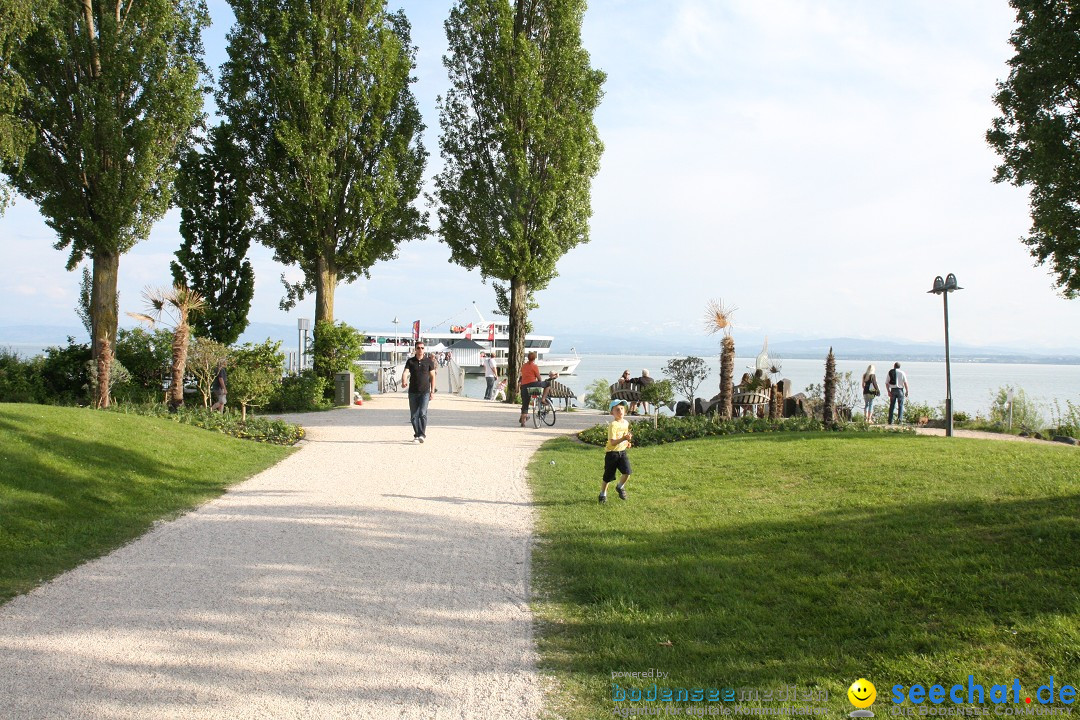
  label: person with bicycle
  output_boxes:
[517,351,546,426]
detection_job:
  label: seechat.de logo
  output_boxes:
[849,679,878,717]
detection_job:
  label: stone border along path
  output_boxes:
[0,393,606,720]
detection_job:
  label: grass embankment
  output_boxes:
[530,433,1080,719]
[0,403,293,604]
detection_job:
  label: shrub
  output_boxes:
[663,356,709,412]
[186,336,230,408]
[0,349,45,403]
[583,377,611,410]
[903,400,939,423]
[114,327,172,396]
[312,320,366,391]
[39,338,92,405]
[110,403,304,445]
[988,385,1045,431]
[230,340,285,420]
[87,357,132,406]
[1050,399,1080,438]
[577,413,913,448]
[268,371,333,412]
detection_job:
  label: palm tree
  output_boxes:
[823,347,837,427]
[705,299,736,419]
[129,285,207,410]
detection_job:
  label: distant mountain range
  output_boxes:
[4,323,1080,364]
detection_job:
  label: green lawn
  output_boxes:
[0,403,293,604]
[529,433,1080,718]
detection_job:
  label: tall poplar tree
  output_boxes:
[172,124,256,345]
[989,0,1080,297]
[435,0,605,401]
[220,0,427,324]
[2,0,208,403]
[0,0,41,212]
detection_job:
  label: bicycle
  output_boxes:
[382,370,399,393]
[527,386,556,428]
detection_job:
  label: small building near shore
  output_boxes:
[447,338,485,370]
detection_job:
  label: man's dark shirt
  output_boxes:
[404,355,436,393]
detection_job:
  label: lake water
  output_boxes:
[427,354,1080,418]
[8,341,1078,418]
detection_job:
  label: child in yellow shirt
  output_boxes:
[600,399,633,503]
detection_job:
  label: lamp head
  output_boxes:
[929,276,945,295]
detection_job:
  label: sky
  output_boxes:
[3,0,1080,353]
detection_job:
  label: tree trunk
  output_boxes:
[506,277,528,405]
[719,335,735,419]
[169,322,190,410]
[315,255,337,324]
[96,332,112,409]
[91,249,119,407]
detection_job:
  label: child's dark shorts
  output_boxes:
[603,450,631,483]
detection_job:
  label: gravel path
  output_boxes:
[0,394,605,720]
[914,426,1074,445]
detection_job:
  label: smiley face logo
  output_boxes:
[848,679,877,709]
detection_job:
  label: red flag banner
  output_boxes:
[488,324,495,342]
[465,323,473,340]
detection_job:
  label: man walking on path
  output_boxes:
[886,362,909,424]
[482,352,498,400]
[402,341,436,442]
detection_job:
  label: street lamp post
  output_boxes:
[297,317,311,373]
[928,273,962,437]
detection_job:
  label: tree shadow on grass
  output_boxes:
[536,492,1080,697]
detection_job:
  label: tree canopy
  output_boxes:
[0,0,42,212]
[434,0,604,398]
[172,124,256,346]
[2,0,208,406]
[220,0,427,324]
[989,0,1080,297]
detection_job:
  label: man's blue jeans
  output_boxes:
[888,389,905,424]
[408,392,430,438]
[484,376,495,400]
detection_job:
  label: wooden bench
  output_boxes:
[547,379,577,409]
[701,389,772,417]
[610,382,652,415]
[732,389,771,417]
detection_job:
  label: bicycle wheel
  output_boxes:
[532,396,542,428]
[540,398,556,426]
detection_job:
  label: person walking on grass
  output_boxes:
[599,399,633,504]
[886,361,909,424]
[401,341,436,443]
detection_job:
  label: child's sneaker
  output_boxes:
[616,484,627,500]
[598,493,606,504]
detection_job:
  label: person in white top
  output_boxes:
[482,352,498,400]
[885,362,910,424]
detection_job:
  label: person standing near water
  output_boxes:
[482,352,498,400]
[861,365,880,422]
[402,341,436,443]
[886,362,909,424]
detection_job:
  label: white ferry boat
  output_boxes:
[357,311,580,376]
